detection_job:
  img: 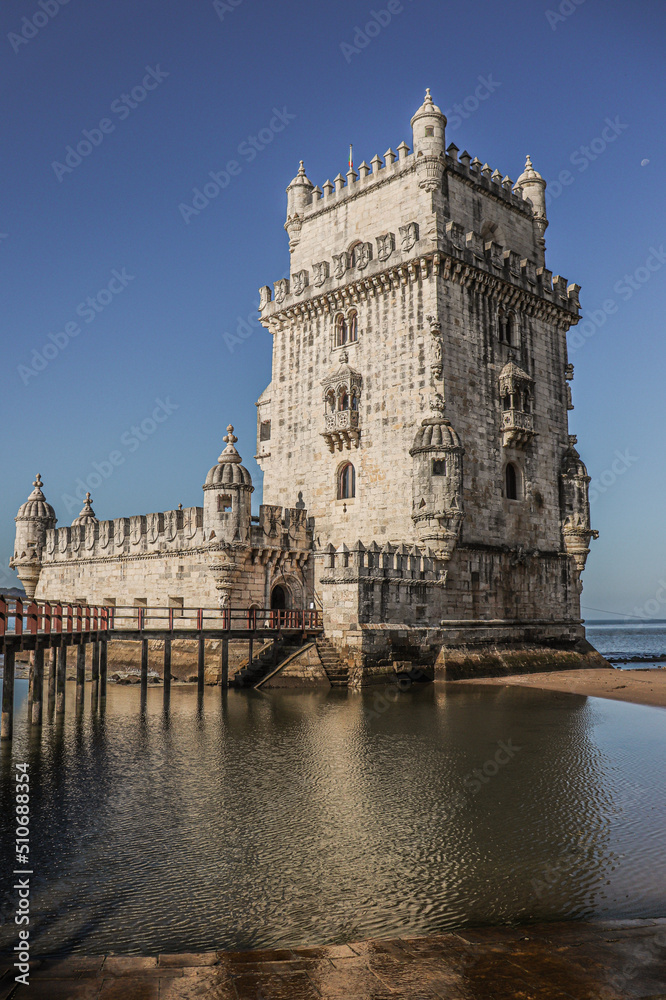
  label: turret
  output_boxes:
[9,474,56,598]
[560,435,598,582]
[514,155,548,265]
[410,88,446,191]
[285,161,313,253]
[203,425,254,545]
[409,398,464,562]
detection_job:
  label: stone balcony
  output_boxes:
[322,409,360,451]
[501,408,535,448]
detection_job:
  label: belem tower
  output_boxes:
[9,90,604,685]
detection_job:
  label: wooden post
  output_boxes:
[1,645,15,740]
[48,646,57,703]
[163,638,171,701]
[31,646,44,726]
[197,638,205,695]
[76,643,86,705]
[248,637,253,674]
[99,641,107,698]
[221,638,229,688]
[92,641,100,693]
[140,638,148,696]
[56,644,67,714]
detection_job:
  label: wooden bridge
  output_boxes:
[0,598,323,740]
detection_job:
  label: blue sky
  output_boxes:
[0,0,664,620]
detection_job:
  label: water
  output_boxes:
[0,677,665,957]
[587,620,666,667]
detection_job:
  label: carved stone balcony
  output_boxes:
[501,408,535,448]
[322,409,360,451]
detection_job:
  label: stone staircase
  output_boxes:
[232,639,304,688]
[316,637,349,688]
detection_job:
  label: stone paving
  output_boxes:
[1,919,665,999]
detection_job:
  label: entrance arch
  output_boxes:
[270,584,288,610]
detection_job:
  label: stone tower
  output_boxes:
[255,89,596,672]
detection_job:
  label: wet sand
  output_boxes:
[450,665,666,708]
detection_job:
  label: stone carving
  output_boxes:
[332,252,348,279]
[259,285,272,310]
[274,278,289,304]
[352,242,372,270]
[426,315,443,381]
[399,222,419,252]
[312,261,329,287]
[376,232,395,262]
[292,269,309,295]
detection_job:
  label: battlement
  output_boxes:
[259,209,580,322]
[290,143,530,222]
[43,507,206,563]
[319,541,447,584]
[39,502,312,566]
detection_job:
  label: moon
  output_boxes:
[641,158,650,167]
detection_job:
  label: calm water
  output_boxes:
[587,620,666,666]
[0,676,665,957]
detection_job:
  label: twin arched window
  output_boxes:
[338,463,355,499]
[327,387,358,412]
[335,310,358,347]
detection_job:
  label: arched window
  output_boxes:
[338,463,355,499]
[506,314,514,345]
[502,393,511,411]
[326,390,336,413]
[340,391,349,411]
[347,309,358,342]
[505,463,519,501]
[350,394,359,411]
[335,313,347,347]
[498,311,514,345]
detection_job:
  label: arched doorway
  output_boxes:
[270,585,287,610]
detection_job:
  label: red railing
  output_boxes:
[0,599,323,637]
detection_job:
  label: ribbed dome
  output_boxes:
[286,160,314,192]
[16,474,56,522]
[72,492,98,526]
[204,462,253,487]
[411,416,462,453]
[204,425,253,488]
[410,88,444,125]
[562,436,588,478]
[515,155,544,190]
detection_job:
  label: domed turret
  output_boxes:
[410,398,465,561]
[514,155,548,263]
[410,89,446,191]
[72,492,98,526]
[203,425,254,544]
[560,435,598,580]
[9,474,57,598]
[285,161,313,252]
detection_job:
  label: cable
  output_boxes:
[581,605,648,621]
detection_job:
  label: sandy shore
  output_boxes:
[450,666,666,708]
